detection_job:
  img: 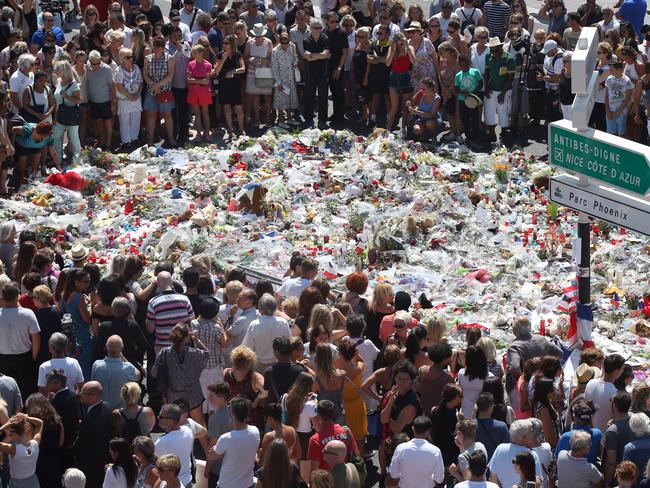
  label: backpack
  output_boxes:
[119,407,144,443]
[459,8,477,33]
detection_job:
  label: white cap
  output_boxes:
[62,468,86,488]
[541,39,558,54]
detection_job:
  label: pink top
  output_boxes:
[514,375,532,419]
[187,59,213,93]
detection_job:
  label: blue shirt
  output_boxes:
[476,417,511,460]
[207,27,223,52]
[619,0,647,37]
[30,27,65,49]
[15,123,54,149]
[623,436,650,485]
[90,357,138,409]
[556,426,602,465]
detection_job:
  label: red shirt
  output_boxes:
[391,54,411,73]
[307,423,356,469]
[379,313,419,343]
[18,294,37,311]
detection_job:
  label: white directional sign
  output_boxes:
[550,174,650,236]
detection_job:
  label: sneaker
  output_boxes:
[441,131,456,142]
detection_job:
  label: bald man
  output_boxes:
[71,381,114,488]
[147,271,195,351]
[90,335,139,408]
[325,440,361,488]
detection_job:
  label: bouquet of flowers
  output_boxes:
[80,146,119,171]
[494,162,510,184]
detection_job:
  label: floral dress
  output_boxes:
[270,42,299,110]
[411,37,437,91]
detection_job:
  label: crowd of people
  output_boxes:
[0,220,648,488]
[0,0,649,194]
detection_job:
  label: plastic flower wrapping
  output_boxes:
[2,128,650,370]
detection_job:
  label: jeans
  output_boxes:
[118,111,141,144]
[172,87,190,142]
[459,103,480,141]
[329,71,345,124]
[606,110,628,135]
[53,124,81,164]
[305,68,328,124]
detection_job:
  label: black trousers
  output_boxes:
[172,87,190,142]
[589,101,606,131]
[0,351,35,403]
[329,70,345,124]
[304,68,329,124]
[459,103,480,141]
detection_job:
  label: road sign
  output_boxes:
[549,120,650,196]
[550,174,650,236]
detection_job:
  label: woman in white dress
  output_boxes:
[52,60,81,165]
[244,24,274,127]
[114,48,144,148]
[0,413,44,488]
[457,345,493,419]
[271,32,299,127]
[103,438,138,488]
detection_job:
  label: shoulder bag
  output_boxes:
[255,66,275,88]
[56,82,81,126]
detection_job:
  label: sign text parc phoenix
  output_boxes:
[549,121,650,196]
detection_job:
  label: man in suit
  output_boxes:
[70,380,113,488]
[46,369,81,461]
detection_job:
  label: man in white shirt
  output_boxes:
[584,354,625,433]
[275,258,318,299]
[389,416,445,488]
[371,9,401,40]
[170,9,193,43]
[154,404,195,487]
[488,420,543,488]
[223,289,259,366]
[106,13,133,48]
[0,282,40,398]
[180,0,204,33]
[9,54,35,113]
[598,6,620,32]
[455,451,500,488]
[241,294,291,372]
[210,396,260,488]
[37,333,84,394]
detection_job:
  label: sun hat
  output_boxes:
[250,23,268,37]
[70,243,89,261]
[404,21,423,32]
[487,37,503,48]
[575,362,600,386]
[464,93,483,109]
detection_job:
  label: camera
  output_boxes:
[39,0,68,14]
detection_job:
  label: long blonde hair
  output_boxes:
[369,283,393,312]
[314,342,335,379]
[308,304,333,331]
[55,60,74,84]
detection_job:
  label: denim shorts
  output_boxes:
[606,110,628,136]
[143,93,175,113]
[389,71,414,94]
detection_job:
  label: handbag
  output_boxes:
[56,82,80,126]
[155,90,174,103]
[343,426,367,486]
[20,86,45,123]
[255,66,275,88]
[294,67,301,83]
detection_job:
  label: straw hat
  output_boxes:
[574,363,600,386]
[464,93,483,109]
[70,243,89,261]
[404,21,423,32]
[487,37,503,48]
[250,23,268,37]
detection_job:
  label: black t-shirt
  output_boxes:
[264,362,307,403]
[141,5,164,26]
[390,389,422,436]
[303,33,330,72]
[326,26,348,73]
[34,306,62,365]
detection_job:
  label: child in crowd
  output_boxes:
[187,44,213,142]
[406,77,442,141]
[206,383,232,487]
[605,59,633,137]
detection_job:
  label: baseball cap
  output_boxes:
[572,400,596,423]
[169,9,181,19]
[541,40,558,54]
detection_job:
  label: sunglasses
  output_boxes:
[88,12,97,16]
[448,29,456,34]
[280,40,289,44]
[90,61,101,66]
[45,18,55,22]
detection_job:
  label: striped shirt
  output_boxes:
[483,1,512,39]
[147,292,195,347]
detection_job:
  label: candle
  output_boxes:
[615,270,623,287]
